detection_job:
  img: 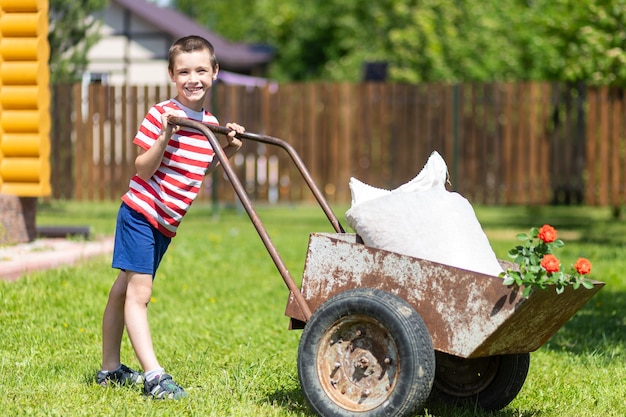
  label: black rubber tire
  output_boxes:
[297,288,435,417]
[433,351,530,411]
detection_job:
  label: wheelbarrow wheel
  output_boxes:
[433,351,530,411]
[297,288,435,417]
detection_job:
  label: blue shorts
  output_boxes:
[112,203,171,278]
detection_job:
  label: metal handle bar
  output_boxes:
[170,116,346,321]
[200,123,345,234]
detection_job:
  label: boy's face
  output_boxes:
[169,49,217,111]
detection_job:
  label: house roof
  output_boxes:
[112,0,274,72]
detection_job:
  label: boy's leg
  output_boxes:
[124,270,161,372]
[101,270,129,371]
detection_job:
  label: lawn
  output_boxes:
[1,201,625,416]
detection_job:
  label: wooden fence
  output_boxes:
[49,81,625,207]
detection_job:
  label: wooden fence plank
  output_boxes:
[598,87,610,205]
[586,88,597,205]
[46,81,625,207]
[477,84,489,203]
[353,83,368,184]
[336,83,352,203]
[108,85,117,201]
[527,83,539,204]
[515,83,528,204]
[502,83,514,205]
[120,85,129,200]
[610,89,621,208]
[535,83,551,204]
[621,93,626,208]
[467,84,480,201]
[97,85,106,201]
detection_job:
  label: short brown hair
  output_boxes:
[168,36,218,73]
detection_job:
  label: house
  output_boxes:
[86,0,275,85]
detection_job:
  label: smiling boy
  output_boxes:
[97,36,245,399]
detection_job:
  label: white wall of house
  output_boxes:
[87,2,172,85]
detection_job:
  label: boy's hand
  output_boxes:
[225,122,245,138]
[161,110,181,140]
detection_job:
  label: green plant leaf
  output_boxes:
[522,285,533,297]
[502,275,515,285]
[582,280,595,289]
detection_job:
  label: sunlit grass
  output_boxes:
[1,201,624,416]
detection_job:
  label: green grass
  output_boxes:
[1,201,625,416]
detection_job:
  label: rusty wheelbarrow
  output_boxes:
[170,117,604,417]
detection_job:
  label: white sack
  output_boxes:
[345,151,503,277]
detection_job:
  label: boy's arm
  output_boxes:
[135,111,179,181]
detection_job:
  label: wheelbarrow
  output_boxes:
[170,117,604,417]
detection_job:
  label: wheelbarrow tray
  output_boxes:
[285,232,604,359]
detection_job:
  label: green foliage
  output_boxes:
[382,0,527,83]
[171,0,626,85]
[534,0,626,86]
[173,0,257,42]
[48,0,108,83]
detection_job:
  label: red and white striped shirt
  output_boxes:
[122,99,218,237]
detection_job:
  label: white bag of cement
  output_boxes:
[345,151,503,277]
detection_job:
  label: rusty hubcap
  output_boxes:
[316,315,399,412]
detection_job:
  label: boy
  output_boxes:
[96,35,245,399]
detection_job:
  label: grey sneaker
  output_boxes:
[96,364,143,387]
[143,373,188,400]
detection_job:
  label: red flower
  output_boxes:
[574,258,592,275]
[540,254,561,273]
[538,224,558,243]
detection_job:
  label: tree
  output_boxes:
[48,0,108,83]
[173,0,257,42]
[173,0,534,82]
[171,0,626,86]
[532,0,626,86]
[221,0,400,81]
[379,0,526,83]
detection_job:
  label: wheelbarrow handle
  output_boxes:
[190,120,345,234]
[169,116,346,321]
